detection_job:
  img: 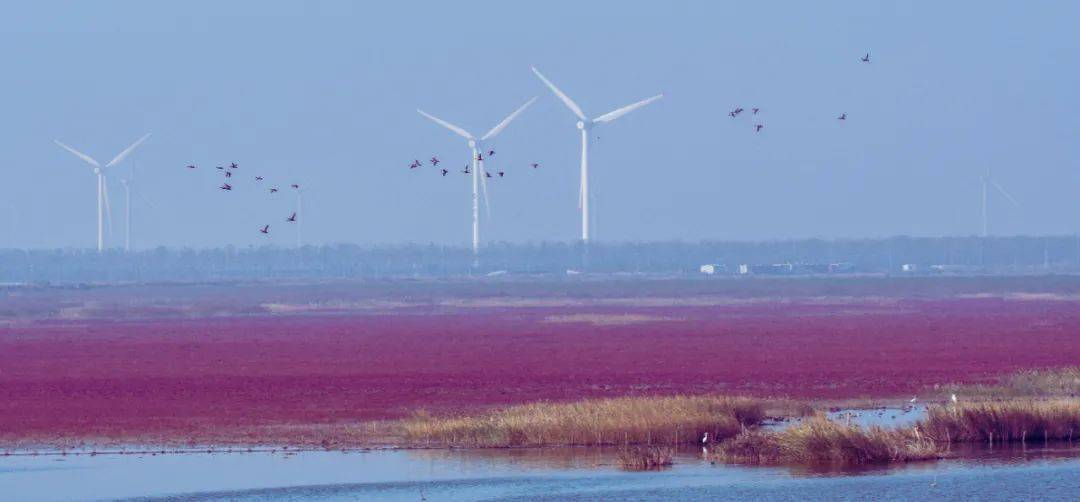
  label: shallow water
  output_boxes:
[2,442,1077,501]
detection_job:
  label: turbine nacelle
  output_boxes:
[576,120,590,131]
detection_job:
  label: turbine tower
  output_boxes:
[531,67,662,244]
[980,169,1019,237]
[417,97,536,257]
[54,134,151,252]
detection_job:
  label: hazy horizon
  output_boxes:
[4,1,1079,250]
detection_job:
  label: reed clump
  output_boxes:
[939,367,1079,399]
[714,414,943,466]
[402,395,765,447]
[923,398,1080,443]
[616,446,674,470]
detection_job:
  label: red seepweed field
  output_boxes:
[2,276,1079,447]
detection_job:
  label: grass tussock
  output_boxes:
[402,395,765,447]
[616,446,674,470]
[715,415,943,466]
[939,367,1079,399]
[923,399,1080,443]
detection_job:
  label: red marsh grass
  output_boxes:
[401,395,765,447]
[714,414,943,466]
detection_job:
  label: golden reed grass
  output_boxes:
[923,399,1080,444]
[616,446,675,470]
[714,414,942,466]
[402,395,765,447]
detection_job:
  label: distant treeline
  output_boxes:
[1,236,1079,283]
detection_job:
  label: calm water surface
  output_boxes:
[2,441,1077,501]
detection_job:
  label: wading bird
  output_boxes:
[910,396,917,404]
[951,394,958,404]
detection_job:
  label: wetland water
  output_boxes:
[3,442,1077,501]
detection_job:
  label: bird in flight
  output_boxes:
[220,183,232,191]
[430,157,440,166]
[291,184,300,189]
[755,124,764,132]
[441,169,448,176]
[462,165,470,174]
[409,160,421,169]
[498,171,505,178]
[186,164,197,169]
[225,171,233,178]
[531,163,539,169]
[861,53,870,63]
[837,113,847,120]
[229,162,239,169]
[728,111,737,118]
[752,108,760,114]
[216,166,225,170]
[269,188,279,193]
[485,172,492,179]
[286,212,297,222]
[487,150,495,157]
[255,176,264,181]
[259,225,269,234]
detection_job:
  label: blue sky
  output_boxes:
[4,1,1079,249]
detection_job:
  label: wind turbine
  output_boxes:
[980,169,1019,237]
[417,97,536,257]
[54,134,151,252]
[531,67,662,244]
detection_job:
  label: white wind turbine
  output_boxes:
[980,169,1019,237]
[54,134,151,252]
[417,97,536,257]
[531,67,662,244]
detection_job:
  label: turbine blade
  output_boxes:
[105,133,151,168]
[481,97,537,141]
[592,94,663,124]
[54,140,101,168]
[102,176,114,236]
[480,162,491,219]
[531,67,586,121]
[416,109,474,140]
[991,180,1020,207]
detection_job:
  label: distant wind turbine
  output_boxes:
[980,169,1019,237]
[54,134,151,252]
[531,67,662,244]
[417,97,536,257]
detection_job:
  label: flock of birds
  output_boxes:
[408,149,540,178]
[729,52,869,132]
[182,162,300,235]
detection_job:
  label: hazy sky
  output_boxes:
[4,1,1079,249]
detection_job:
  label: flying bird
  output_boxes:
[259,225,269,234]
[861,53,870,63]
[255,176,264,181]
[531,163,539,169]
[487,150,495,156]
[286,212,297,222]
[291,184,300,189]
[755,124,763,132]
[462,165,470,174]
[485,172,492,178]
[269,188,279,193]
[430,157,440,166]
[498,171,505,177]
[229,162,239,169]
[186,164,197,169]
[752,108,760,114]
[225,171,232,178]
[216,166,225,170]
[441,169,448,176]
[219,183,232,191]
[837,113,847,120]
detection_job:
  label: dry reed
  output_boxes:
[714,414,943,466]
[616,446,674,470]
[402,395,765,447]
[922,398,1080,444]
